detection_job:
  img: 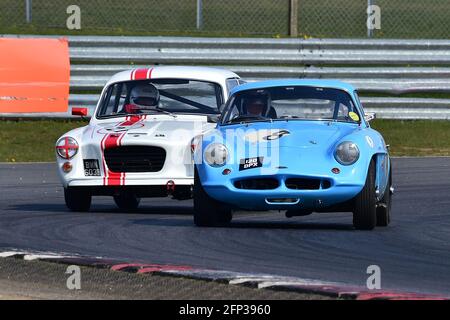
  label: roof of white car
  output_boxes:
[106,66,240,86]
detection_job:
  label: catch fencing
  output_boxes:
[2,1,450,39]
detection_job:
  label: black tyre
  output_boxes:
[353,160,377,230]
[64,187,91,212]
[113,193,141,211]
[376,169,392,227]
[193,168,232,227]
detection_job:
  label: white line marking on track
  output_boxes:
[23,254,68,261]
[0,251,25,258]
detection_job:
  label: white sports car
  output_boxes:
[56,66,241,211]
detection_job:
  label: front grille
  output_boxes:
[104,146,166,173]
[285,178,331,190]
[234,178,279,190]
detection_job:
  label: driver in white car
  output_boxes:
[123,84,160,114]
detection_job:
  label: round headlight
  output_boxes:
[56,137,79,159]
[335,141,359,165]
[204,143,228,167]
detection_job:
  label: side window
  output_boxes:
[336,103,350,120]
[353,90,364,114]
[103,83,127,116]
[226,78,241,93]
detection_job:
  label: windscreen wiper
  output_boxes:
[226,115,272,124]
[140,107,176,118]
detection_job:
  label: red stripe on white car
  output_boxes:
[100,134,108,186]
[100,115,148,186]
[130,68,153,80]
[120,115,143,126]
[134,68,149,80]
[101,132,126,186]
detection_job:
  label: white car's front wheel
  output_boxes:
[64,187,91,212]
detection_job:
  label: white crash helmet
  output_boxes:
[130,83,160,107]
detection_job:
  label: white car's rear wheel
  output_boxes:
[352,159,377,230]
[64,187,91,212]
[193,168,232,227]
[113,193,141,211]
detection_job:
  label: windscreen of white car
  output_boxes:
[97,79,223,118]
[221,86,360,125]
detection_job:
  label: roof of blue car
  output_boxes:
[231,79,356,95]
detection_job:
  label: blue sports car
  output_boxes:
[193,79,393,230]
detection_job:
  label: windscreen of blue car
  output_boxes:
[221,85,360,124]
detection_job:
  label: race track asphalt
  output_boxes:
[0,157,449,295]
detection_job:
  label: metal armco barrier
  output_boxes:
[1,35,450,119]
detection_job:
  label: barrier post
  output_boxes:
[289,0,298,37]
[196,0,203,30]
[25,0,32,23]
[368,0,374,38]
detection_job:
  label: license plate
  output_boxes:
[239,157,263,171]
[83,159,101,176]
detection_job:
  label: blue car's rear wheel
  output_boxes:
[353,160,377,230]
[193,168,232,227]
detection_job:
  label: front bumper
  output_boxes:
[199,163,367,211]
[204,181,363,211]
[66,177,193,187]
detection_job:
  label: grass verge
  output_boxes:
[371,119,450,156]
[0,119,449,162]
[0,119,86,162]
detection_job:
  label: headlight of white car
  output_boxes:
[56,137,79,160]
[335,141,359,165]
[204,143,228,167]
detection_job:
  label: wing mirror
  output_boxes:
[72,107,88,117]
[364,112,376,122]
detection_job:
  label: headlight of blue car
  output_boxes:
[204,143,228,167]
[335,141,360,165]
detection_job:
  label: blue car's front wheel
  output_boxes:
[352,159,377,230]
[193,168,232,227]
[376,169,392,227]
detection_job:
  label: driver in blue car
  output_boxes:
[244,92,277,119]
[245,96,268,117]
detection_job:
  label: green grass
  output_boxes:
[371,119,450,156]
[0,120,86,162]
[0,119,449,162]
